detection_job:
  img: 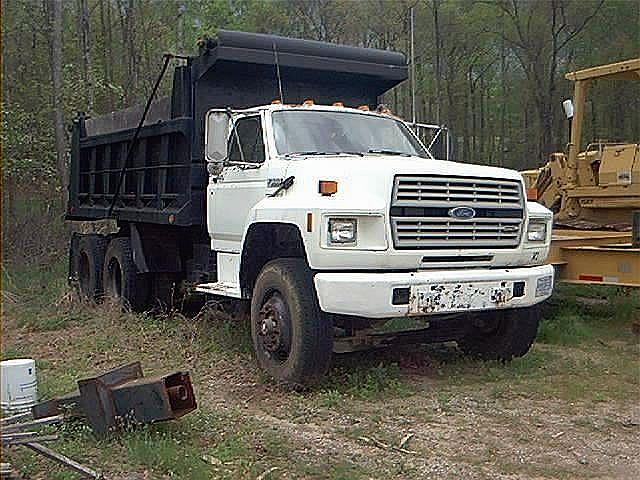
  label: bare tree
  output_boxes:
[494,0,605,164]
[50,0,67,198]
[78,0,94,113]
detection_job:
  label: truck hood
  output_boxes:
[278,154,524,210]
[284,154,521,180]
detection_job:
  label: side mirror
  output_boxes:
[205,111,230,172]
[562,99,574,119]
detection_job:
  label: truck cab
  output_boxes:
[197,102,554,385]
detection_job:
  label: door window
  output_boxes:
[228,116,265,163]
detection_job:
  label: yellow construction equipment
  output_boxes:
[526,58,640,287]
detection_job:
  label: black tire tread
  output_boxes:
[251,258,332,387]
[103,237,149,311]
[70,233,107,301]
[459,306,540,360]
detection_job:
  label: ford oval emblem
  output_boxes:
[449,206,476,219]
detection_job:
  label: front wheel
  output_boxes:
[458,306,540,360]
[250,259,333,387]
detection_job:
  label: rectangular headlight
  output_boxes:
[527,221,547,242]
[328,218,357,244]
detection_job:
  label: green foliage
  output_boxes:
[3,0,638,192]
[538,310,593,345]
[124,425,212,479]
[322,362,411,400]
[539,284,639,345]
[1,102,58,183]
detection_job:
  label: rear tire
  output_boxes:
[458,306,540,360]
[103,237,150,311]
[69,234,107,301]
[250,259,333,387]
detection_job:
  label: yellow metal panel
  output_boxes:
[567,184,640,198]
[556,245,639,287]
[565,58,640,81]
[576,150,599,187]
[548,229,631,264]
[598,144,638,186]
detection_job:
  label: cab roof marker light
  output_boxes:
[376,104,393,115]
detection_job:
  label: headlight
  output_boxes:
[527,221,547,242]
[328,218,357,244]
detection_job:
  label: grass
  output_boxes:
[124,424,213,479]
[2,256,639,479]
[539,283,639,345]
[321,361,412,401]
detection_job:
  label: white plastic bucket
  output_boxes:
[1,359,38,413]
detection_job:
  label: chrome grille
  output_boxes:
[391,174,524,249]
[393,176,522,207]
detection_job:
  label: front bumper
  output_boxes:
[313,264,554,318]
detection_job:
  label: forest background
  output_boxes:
[2,0,639,263]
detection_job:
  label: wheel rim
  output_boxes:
[78,252,91,295]
[257,291,292,363]
[107,258,123,298]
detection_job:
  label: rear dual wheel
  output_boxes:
[102,237,150,312]
[69,234,107,301]
[70,234,177,312]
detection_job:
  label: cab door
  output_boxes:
[209,113,268,253]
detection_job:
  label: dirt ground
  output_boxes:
[1,267,639,479]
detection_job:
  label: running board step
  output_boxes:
[195,282,242,298]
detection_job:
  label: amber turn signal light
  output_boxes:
[319,180,338,196]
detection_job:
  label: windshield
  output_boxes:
[272,110,428,158]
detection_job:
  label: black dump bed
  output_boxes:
[66,30,407,226]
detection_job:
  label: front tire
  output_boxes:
[250,259,332,387]
[458,306,540,360]
[102,237,149,311]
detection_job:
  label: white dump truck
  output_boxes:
[67,30,554,386]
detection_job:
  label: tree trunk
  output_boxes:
[120,0,137,106]
[99,0,115,111]
[50,0,67,200]
[499,14,506,167]
[469,66,476,161]
[78,0,94,113]
[432,0,442,124]
[480,74,485,162]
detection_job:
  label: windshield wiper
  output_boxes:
[367,149,411,156]
[285,151,364,157]
[285,151,331,157]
